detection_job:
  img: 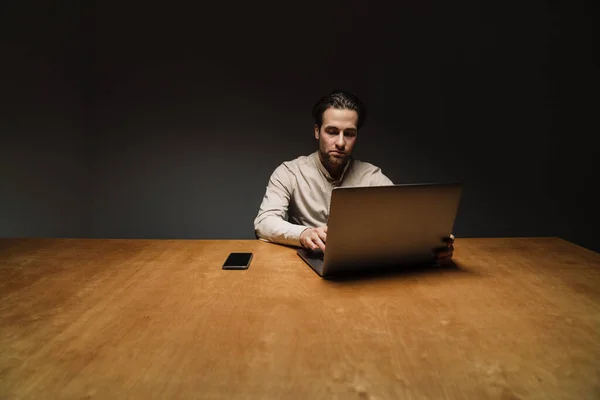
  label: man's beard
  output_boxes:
[329,153,348,165]
[320,149,349,168]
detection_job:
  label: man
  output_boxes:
[254,90,454,264]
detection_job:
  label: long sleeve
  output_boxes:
[254,164,308,247]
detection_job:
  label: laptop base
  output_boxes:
[297,248,325,276]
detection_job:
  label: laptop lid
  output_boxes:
[320,183,463,276]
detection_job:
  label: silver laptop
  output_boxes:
[297,183,463,277]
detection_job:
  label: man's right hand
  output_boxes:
[300,226,328,252]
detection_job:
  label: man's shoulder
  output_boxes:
[277,153,314,172]
[283,153,313,167]
[347,158,393,186]
[268,154,314,188]
[350,158,382,173]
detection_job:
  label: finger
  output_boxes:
[313,236,326,252]
[304,237,319,251]
[436,250,452,258]
[434,245,452,254]
[317,229,327,242]
[436,255,453,265]
[312,235,326,252]
[436,250,454,259]
[436,244,454,256]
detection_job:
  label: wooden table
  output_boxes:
[1,238,599,399]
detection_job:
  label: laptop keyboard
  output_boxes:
[309,250,324,260]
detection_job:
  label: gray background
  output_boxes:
[1,1,597,252]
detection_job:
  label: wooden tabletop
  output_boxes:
[1,237,599,399]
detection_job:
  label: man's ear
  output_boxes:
[314,124,320,140]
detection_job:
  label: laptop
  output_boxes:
[297,183,463,277]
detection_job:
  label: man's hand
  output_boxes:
[435,234,455,265]
[300,226,328,252]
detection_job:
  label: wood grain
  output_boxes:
[0,237,599,399]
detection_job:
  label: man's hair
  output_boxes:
[311,90,367,130]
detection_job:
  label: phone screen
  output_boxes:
[222,253,253,270]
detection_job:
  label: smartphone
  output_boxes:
[222,252,253,270]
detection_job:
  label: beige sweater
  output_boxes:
[254,151,393,247]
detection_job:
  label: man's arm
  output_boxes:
[254,164,308,247]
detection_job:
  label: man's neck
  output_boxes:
[326,164,344,181]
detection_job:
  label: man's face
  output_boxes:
[314,107,358,168]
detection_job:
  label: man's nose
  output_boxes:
[335,133,345,147]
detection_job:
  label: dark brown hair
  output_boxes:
[311,90,367,129]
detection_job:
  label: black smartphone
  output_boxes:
[222,252,253,270]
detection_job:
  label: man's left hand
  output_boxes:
[435,234,455,265]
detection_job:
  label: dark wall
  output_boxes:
[543,1,598,252]
[0,3,89,237]
[1,1,597,251]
